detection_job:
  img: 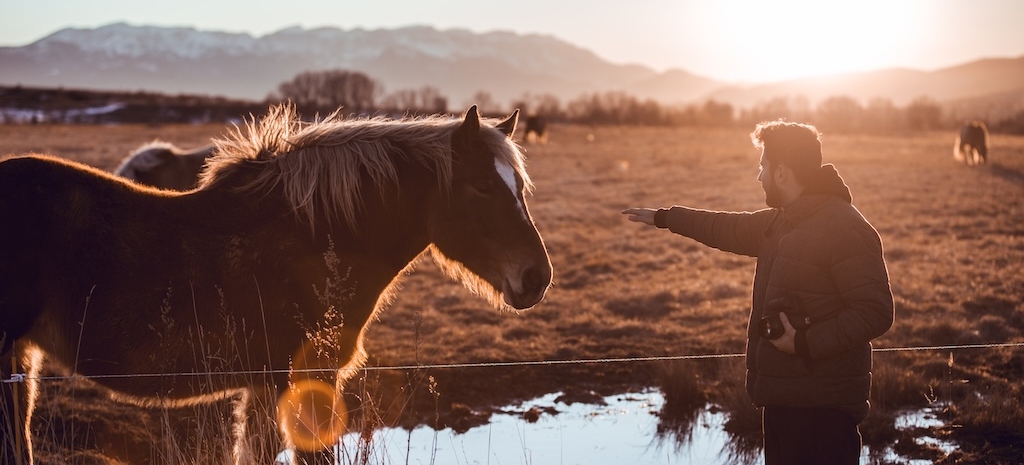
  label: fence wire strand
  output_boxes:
[4,341,1023,384]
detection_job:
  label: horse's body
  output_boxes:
[523,115,548,144]
[954,121,989,165]
[0,104,551,465]
[114,141,215,190]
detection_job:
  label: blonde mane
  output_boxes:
[201,104,531,232]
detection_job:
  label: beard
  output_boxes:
[764,182,785,208]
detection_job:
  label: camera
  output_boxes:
[758,295,812,340]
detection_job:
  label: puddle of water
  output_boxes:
[875,406,956,464]
[335,390,751,465]
[895,406,947,430]
[274,392,954,465]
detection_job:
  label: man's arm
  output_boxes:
[623,206,776,257]
[659,206,777,257]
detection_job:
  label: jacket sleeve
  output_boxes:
[805,224,895,360]
[660,206,777,258]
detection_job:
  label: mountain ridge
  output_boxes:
[2,22,1023,115]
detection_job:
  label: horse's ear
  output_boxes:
[460,105,481,134]
[496,109,519,139]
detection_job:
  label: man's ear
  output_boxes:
[773,163,789,184]
[776,163,806,190]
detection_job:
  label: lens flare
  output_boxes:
[278,379,348,452]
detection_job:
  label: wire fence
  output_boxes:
[5,341,1023,384]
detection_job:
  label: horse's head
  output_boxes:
[428,106,552,310]
[115,142,211,191]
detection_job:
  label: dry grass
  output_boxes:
[2,122,1023,463]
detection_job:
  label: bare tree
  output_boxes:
[815,96,864,133]
[698,99,734,127]
[381,86,448,115]
[513,93,565,121]
[565,91,667,125]
[863,98,903,134]
[904,97,943,131]
[276,69,382,114]
[380,89,418,114]
[417,86,447,114]
[470,91,499,115]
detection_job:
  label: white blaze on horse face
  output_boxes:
[494,158,527,220]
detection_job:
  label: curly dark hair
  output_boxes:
[751,120,822,183]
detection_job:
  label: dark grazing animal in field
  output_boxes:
[114,141,215,190]
[953,121,989,165]
[0,104,551,465]
[523,115,548,144]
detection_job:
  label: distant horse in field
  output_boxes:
[114,141,215,190]
[953,121,989,165]
[0,104,551,465]
[523,115,548,144]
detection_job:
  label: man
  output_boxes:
[622,121,893,464]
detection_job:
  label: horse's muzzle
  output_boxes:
[503,264,552,309]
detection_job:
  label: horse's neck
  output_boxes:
[332,184,434,274]
[202,155,437,297]
[292,184,433,346]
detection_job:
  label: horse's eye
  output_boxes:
[471,180,494,196]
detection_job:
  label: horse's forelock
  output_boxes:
[480,124,532,194]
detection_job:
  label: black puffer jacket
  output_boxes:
[659,164,893,421]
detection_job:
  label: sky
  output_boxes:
[4,0,1024,84]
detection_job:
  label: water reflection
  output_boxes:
[322,391,951,465]
[336,390,751,465]
[877,407,956,464]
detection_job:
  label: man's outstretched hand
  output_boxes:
[621,208,657,225]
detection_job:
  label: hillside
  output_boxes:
[3,22,1024,116]
[0,23,717,107]
[709,56,1024,110]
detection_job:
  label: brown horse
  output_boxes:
[523,115,548,144]
[953,120,989,165]
[0,104,551,465]
[114,141,216,190]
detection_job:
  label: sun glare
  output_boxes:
[703,0,924,82]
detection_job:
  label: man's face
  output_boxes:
[758,149,785,208]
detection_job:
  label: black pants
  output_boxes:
[762,406,861,465]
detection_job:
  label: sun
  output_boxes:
[704,0,924,82]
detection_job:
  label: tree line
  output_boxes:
[4,68,1020,133]
[276,69,1024,134]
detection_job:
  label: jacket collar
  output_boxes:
[781,164,852,223]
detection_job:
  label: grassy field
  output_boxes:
[2,121,1023,464]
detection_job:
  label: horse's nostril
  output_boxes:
[521,265,549,293]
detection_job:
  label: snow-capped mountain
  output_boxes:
[5,23,1023,113]
[40,23,260,59]
[0,22,721,106]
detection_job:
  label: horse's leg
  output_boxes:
[227,388,257,465]
[2,353,25,465]
[185,392,246,465]
[2,345,43,465]
[235,381,289,465]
